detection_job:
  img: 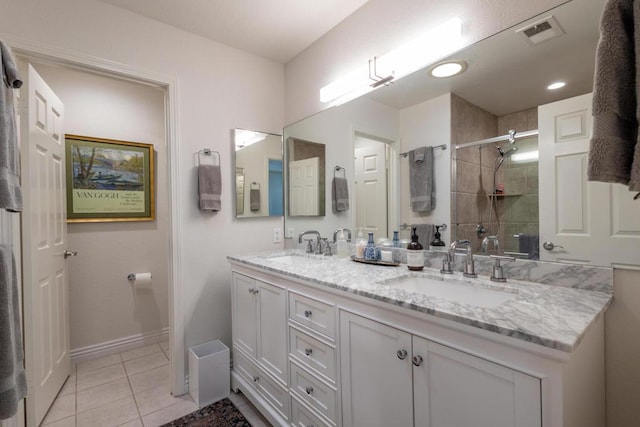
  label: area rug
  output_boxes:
[160,398,251,427]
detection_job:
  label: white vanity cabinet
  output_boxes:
[340,311,541,427]
[231,272,289,421]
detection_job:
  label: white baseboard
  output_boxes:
[70,327,169,362]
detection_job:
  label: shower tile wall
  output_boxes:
[451,94,500,252]
[497,108,539,254]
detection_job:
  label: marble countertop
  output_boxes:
[227,250,612,353]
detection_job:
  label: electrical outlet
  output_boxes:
[273,228,282,243]
[287,227,295,238]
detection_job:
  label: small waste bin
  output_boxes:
[188,339,230,407]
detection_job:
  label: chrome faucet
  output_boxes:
[333,228,352,243]
[481,235,500,254]
[298,230,322,254]
[442,239,477,278]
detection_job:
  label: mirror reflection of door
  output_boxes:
[289,157,319,216]
[268,159,283,216]
[354,134,389,238]
[235,167,245,215]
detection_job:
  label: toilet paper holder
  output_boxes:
[128,273,152,281]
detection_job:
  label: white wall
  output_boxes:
[30,62,169,350]
[398,94,451,244]
[0,0,285,384]
[285,0,565,124]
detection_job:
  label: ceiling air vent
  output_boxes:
[516,15,565,45]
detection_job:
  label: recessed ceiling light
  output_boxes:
[547,81,566,90]
[429,60,467,78]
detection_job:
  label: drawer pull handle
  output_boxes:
[253,376,259,382]
[412,355,424,366]
[304,348,313,356]
[396,349,408,360]
[305,386,314,395]
[304,310,312,318]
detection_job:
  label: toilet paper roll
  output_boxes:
[131,272,152,288]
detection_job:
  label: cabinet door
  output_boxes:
[340,311,413,427]
[232,273,258,357]
[256,280,287,383]
[413,338,541,427]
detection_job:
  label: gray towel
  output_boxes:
[412,224,434,247]
[588,0,640,191]
[518,234,540,260]
[409,146,434,211]
[332,177,349,212]
[0,40,23,213]
[0,244,27,420]
[250,188,260,211]
[198,164,221,212]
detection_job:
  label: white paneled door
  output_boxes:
[20,64,71,426]
[354,135,388,237]
[289,157,319,216]
[539,93,640,268]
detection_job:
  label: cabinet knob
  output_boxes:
[412,355,424,366]
[396,349,408,360]
[305,386,314,395]
[304,348,313,356]
[304,310,312,318]
[253,376,259,382]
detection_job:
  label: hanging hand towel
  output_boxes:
[0,40,23,213]
[409,146,435,211]
[332,177,349,212]
[250,188,260,211]
[0,244,28,420]
[588,0,640,191]
[198,164,221,212]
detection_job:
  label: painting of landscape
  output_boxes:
[72,145,144,191]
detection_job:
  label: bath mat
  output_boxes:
[160,398,251,427]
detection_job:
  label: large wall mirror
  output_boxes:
[233,129,283,218]
[283,0,640,268]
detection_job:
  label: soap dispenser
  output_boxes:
[355,228,366,259]
[337,229,349,258]
[407,227,424,271]
[430,225,446,250]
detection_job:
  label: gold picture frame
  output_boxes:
[65,134,155,222]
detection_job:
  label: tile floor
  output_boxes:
[42,340,270,427]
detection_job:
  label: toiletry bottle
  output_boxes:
[407,227,424,271]
[429,225,446,250]
[356,229,366,259]
[392,231,400,247]
[364,232,377,261]
[337,229,349,258]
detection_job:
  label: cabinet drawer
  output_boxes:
[289,326,337,383]
[290,361,338,424]
[234,350,290,421]
[289,292,336,340]
[291,395,332,427]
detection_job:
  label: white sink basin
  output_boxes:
[383,275,515,308]
[267,254,323,265]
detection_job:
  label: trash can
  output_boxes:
[188,340,230,407]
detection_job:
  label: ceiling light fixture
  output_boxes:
[547,81,566,90]
[320,17,464,106]
[429,60,467,78]
[235,130,267,150]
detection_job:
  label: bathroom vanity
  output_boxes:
[227,251,611,427]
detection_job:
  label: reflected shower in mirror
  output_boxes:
[233,129,283,218]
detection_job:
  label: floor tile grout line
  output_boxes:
[124,361,145,427]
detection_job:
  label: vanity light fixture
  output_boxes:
[429,60,467,78]
[547,81,566,90]
[511,150,539,163]
[320,17,464,106]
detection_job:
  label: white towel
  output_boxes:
[0,40,23,213]
[0,244,27,420]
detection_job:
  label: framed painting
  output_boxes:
[65,134,155,222]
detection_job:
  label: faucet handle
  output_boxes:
[489,255,516,282]
[440,252,453,274]
[304,238,314,253]
[321,238,332,256]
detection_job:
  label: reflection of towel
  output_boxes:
[588,0,640,191]
[0,244,28,420]
[332,177,349,212]
[518,234,539,260]
[250,188,260,211]
[409,146,434,211]
[412,224,434,247]
[198,165,221,212]
[0,41,23,213]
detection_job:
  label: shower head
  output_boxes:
[496,146,518,158]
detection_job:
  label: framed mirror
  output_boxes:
[282,0,640,268]
[233,129,283,218]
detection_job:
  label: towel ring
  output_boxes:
[250,182,260,190]
[197,148,220,166]
[334,165,346,178]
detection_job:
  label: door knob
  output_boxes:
[63,250,78,259]
[542,242,564,251]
